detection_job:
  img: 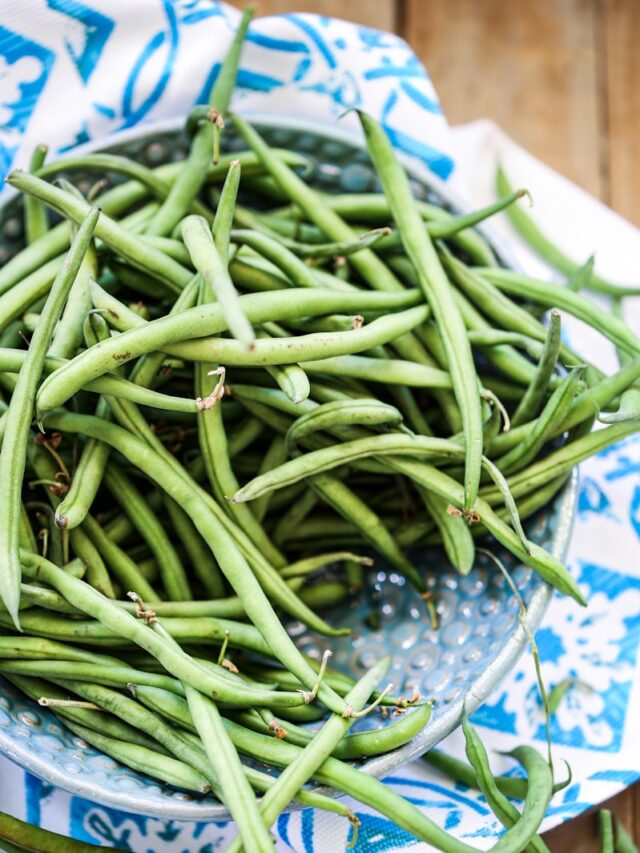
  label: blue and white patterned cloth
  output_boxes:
[1,2,639,850]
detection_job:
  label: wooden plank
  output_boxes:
[542,782,638,851]
[226,0,397,33]
[603,0,640,225]
[403,0,604,198]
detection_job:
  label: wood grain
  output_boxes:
[403,0,604,197]
[226,0,396,32]
[603,0,640,225]
[542,782,638,851]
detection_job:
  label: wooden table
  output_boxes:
[230,1,640,847]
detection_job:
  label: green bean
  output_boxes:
[148,617,275,852]
[547,677,593,715]
[233,434,466,502]
[258,331,311,403]
[197,378,286,566]
[25,144,49,244]
[4,369,203,416]
[104,466,191,600]
[137,235,193,266]
[36,285,421,413]
[0,659,184,695]
[272,488,318,546]
[424,749,542,800]
[304,353,450,388]
[496,166,640,297]
[285,399,403,452]
[27,443,115,597]
[512,310,562,426]
[256,700,430,760]
[462,715,550,853]
[244,226,392,259]
[0,605,264,655]
[0,348,204,412]
[442,251,599,377]
[81,513,159,602]
[18,502,37,553]
[194,197,286,567]
[230,656,391,850]
[478,267,640,357]
[164,497,226,598]
[599,388,640,423]
[497,367,584,476]
[223,719,487,852]
[182,215,254,347]
[232,114,405,292]
[613,816,638,853]
[169,727,360,823]
[0,150,223,295]
[358,111,483,509]
[487,355,640,457]
[3,582,79,614]
[39,412,347,711]
[146,8,253,236]
[0,801,123,852]
[38,153,212,221]
[234,229,323,288]
[7,170,193,293]
[19,555,318,712]
[484,419,640,506]
[600,299,640,424]
[492,746,553,852]
[0,255,62,333]
[213,159,241,266]
[227,415,264,458]
[251,435,286,522]
[135,684,474,851]
[86,376,341,636]
[70,719,212,793]
[277,192,496,266]
[387,457,585,603]
[6,672,167,754]
[0,636,122,666]
[279,551,371,578]
[196,305,429,367]
[188,685,274,852]
[422,489,475,575]
[311,472,426,591]
[0,208,99,624]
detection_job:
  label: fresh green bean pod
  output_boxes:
[496,165,640,297]
[497,367,584,476]
[81,513,159,602]
[104,466,191,601]
[512,310,562,426]
[0,208,99,624]
[228,656,391,850]
[24,144,49,244]
[145,7,253,236]
[478,267,640,357]
[462,715,550,853]
[36,285,422,413]
[182,214,255,347]
[357,111,483,510]
[39,412,348,712]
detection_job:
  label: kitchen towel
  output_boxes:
[0,2,639,850]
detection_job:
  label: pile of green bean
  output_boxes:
[1,7,639,851]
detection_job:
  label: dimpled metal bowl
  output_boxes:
[0,116,578,820]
